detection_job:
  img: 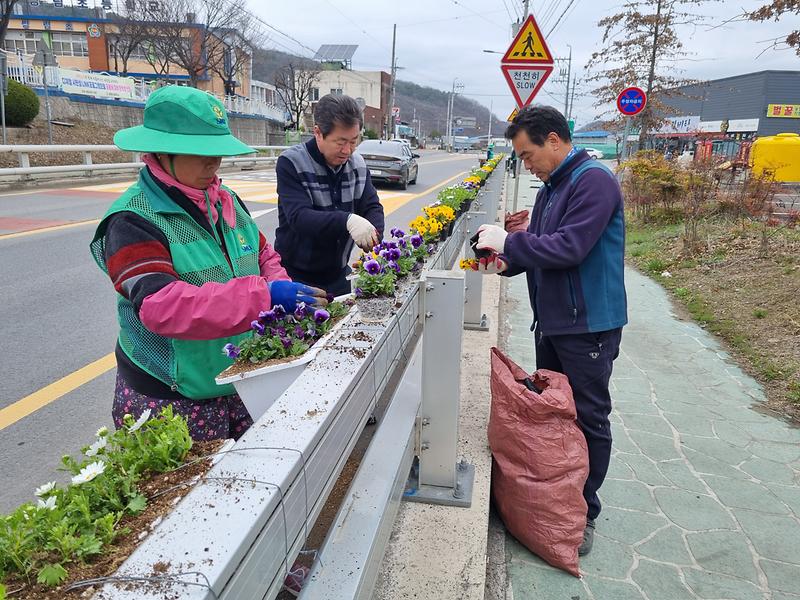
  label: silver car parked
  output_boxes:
[357,140,419,190]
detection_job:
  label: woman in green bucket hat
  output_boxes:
[90,85,328,443]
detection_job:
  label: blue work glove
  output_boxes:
[268,281,327,312]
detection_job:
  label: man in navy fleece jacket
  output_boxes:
[476,105,627,557]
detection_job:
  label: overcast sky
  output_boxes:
[248,0,799,129]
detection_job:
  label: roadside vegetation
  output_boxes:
[622,151,800,420]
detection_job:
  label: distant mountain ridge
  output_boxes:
[251,47,503,138]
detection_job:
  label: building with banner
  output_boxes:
[4,0,252,98]
[655,70,800,161]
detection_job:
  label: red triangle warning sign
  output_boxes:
[501,65,553,108]
[502,14,553,64]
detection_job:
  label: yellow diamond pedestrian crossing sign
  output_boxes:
[501,14,553,64]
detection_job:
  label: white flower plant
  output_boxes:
[0,406,192,593]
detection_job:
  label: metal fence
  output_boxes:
[1,50,286,121]
[0,144,289,181]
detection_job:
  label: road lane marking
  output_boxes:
[2,170,469,427]
[0,218,100,240]
[251,208,276,218]
[0,353,116,431]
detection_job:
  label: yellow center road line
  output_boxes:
[0,218,101,240]
[421,156,483,165]
[1,170,469,429]
[0,353,116,431]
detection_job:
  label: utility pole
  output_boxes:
[445,78,463,152]
[563,45,572,116]
[386,24,397,140]
[568,74,576,121]
[511,0,530,211]
[487,98,493,145]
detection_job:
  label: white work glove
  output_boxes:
[347,214,378,251]
[476,224,509,254]
[474,254,508,275]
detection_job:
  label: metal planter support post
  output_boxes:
[463,170,503,331]
[409,269,475,507]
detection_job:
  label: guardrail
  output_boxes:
[87,172,503,600]
[0,145,289,181]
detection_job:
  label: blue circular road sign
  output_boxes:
[617,87,647,116]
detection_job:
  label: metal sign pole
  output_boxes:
[43,65,53,145]
[620,116,632,162]
[512,153,522,212]
[0,53,7,145]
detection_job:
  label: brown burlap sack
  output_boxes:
[488,347,589,577]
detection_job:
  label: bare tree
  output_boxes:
[274,62,320,131]
[206,2,265,96]
[748,1,800,56]
[0,0,17,48]
[586,0,719,146]
[107,2,152,76]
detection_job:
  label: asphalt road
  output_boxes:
[0,149,482,512]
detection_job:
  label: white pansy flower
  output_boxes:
[128,408,152,433]
[34,481,56,497]
[96,426,109,437]
[37,496,57,511]
[71,461,106,485]
[85,436,108,457]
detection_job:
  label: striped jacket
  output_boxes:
[275,139,384,285]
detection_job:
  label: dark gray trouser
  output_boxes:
[534,327,623,520]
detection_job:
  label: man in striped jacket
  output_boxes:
[275,94,385,296]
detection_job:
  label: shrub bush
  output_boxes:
[5,79,40,126]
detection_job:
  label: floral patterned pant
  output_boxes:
[112,372,254,441]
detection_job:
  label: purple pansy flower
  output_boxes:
[294,302,309,320]
[306,324,317,337]
[387,248,401,261]
[388,260,401,274]
[326,293,335,303]
[223,343,241,358]
[314,308,330,323]
[384,241,398,249]
[250,320,265,335]
[273,304,286,318]
[391,227,405,238]
[259,309,276,323]
[427,244,436,254]
[364,259,382,275]
[276,326,287,337]
[398,238,407,248]
[410,234,423,248]
[354,287,363,297]
[294,325,306,338]
[280,336,292,349]
[379,249,390,259]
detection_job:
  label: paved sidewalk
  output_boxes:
[497,173,800,600]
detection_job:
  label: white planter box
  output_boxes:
[215,304,356,421]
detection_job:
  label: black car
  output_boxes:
[357,140,419,190]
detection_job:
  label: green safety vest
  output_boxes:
[90,168,262,399]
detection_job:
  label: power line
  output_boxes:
[235,2,317,58]
[320,0,392,53]
[449,0,507,30]
[546,0,580,37]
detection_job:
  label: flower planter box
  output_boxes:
[215,306,356,421]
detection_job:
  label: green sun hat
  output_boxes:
[114,85,255,156]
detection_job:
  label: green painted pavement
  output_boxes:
[497,176,800,599]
